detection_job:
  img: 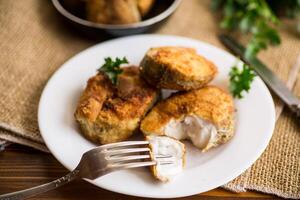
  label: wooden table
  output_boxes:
[0,144,281,200]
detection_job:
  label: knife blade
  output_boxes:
[219,34,300,116]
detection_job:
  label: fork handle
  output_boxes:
[0,170,80,200]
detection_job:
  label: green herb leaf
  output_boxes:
[229,62,256,98]
[97,57,129,85]
[212,0,282,58]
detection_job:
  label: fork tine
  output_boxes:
[105,147,150,156]
[158,160,174,165]
[155,154,174,158]
[108,154,150,163]
[85,141,150,156]
[101,141,149,150]
[109,161,156,170]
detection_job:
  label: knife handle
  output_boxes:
[289,104,300,117]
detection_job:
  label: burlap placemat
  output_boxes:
[0,0,93,151]
[0,0,299,198]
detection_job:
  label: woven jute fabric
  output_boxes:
[0,0,299,198]
[0,0,93,150]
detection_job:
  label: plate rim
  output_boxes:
[38,34,276,198]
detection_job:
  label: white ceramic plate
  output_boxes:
[38,35,275,198]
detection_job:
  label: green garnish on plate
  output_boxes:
[98,57,129,85]
[229,62,256,99]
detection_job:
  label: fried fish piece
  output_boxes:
[75,66,159,144]
[141,86,235,151]
[86,0,141,24]
[137,0,155,16]
[147,135,185,182]
[140,46,218,91]
[86,0,155,24]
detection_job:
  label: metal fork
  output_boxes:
[0,141,173,200]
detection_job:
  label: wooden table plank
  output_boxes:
[0,144,281,200]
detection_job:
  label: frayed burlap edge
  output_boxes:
[0,128,49,152]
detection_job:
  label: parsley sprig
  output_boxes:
[212,0,300,98]
[229,62,256,98]
[97,57,128,85]
[212,0,281,59]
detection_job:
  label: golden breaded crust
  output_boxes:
[137,0,155,16]
[75,66,158,144]
[140,47,217,90]
[141,86,235,148]
[86,0,141,24]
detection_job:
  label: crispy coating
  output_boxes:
[141,86,235,150]
[75,66,159,144]
[86,0,155,24]
[140,47,218,91]
[137,0,155,16]
[86,0,140,24]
